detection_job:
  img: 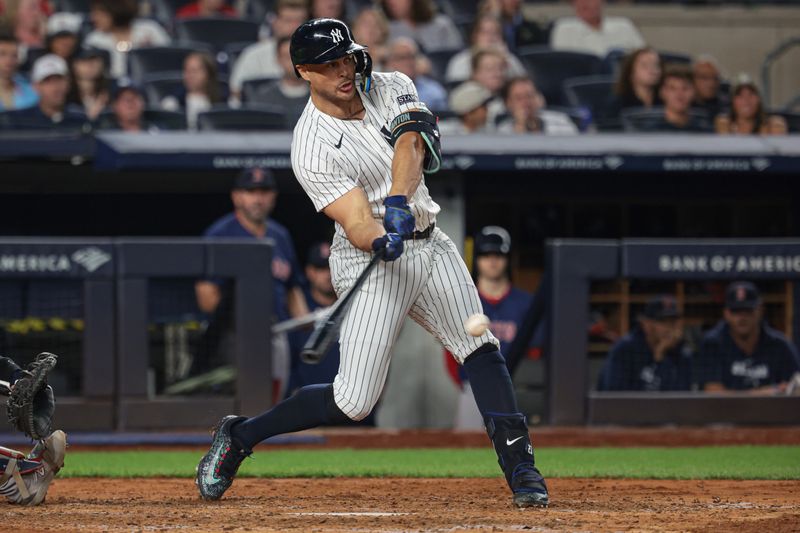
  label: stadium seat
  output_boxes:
[436,0,481,20]
[244,0,276,23]
[141,74,230,108]
[621,107,710,132]
[149,0,197,27]
[18,46,47,73]
[52,0,90,13]
[95,109,188,130]
[517,46,605,107]
[128,46,209,83]
[175,17,260,52]
[659,51,693,66]
[196,105,288,131]
[563,75,622,131]
[425,48,460,82]
[547,105,593,132]
[773,111,800,133]
[604,49,693,76]
[240,77,280,103]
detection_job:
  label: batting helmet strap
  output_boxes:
[290,18,373,92]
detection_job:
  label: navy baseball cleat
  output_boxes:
[484,413,549,508]
[196,415,251,500]
[510,464,549,508]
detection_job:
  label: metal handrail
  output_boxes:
[761,36,800,110]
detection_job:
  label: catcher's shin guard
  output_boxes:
[485,413,549,507]
[0,445,54,505]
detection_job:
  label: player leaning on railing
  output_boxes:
[0,353,66,506]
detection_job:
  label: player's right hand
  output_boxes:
[372,233,403,261]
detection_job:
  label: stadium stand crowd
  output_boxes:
[0,0,796,134]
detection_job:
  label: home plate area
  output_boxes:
[7,477,799,532]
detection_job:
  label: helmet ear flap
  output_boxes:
[356,50,373,93]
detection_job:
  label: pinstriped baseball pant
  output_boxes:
[329,227,499,420]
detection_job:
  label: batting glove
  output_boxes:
[372,233,403,261]
[383,195,415,237]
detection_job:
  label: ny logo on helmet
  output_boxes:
[330,28,344,43]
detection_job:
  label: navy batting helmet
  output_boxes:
[475,226,512,255]
[290,18,373,92]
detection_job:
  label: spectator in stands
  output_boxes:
[550,0,644,58]
[176,0,237,19]
[2,0,47,62]
[650,64,711,132]
[692,55,728,121]
[161,51,224,130]
[714,75,787,136]
[445,13,526,85]
[84,0,171,79]
[481,0,546,53]
[439,80,492,134]
[497,76,578,135]
[351,7,390,70]
[286,242,340,396]
[7,53,88,129]
[612,47,662,111]
[385,37,447,111]
[470,47,509,124]
[45,13,82,61]
[67,48,111,121]
[378,0,463,52]
[311,0,347,21]
[195,168,308,398]
[246,36,308,125]
[0,28,38,110]
[229,0,308,100]
[100,79,157,132]
[697,281,800,393]
[597,295,693,392]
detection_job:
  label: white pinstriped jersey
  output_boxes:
[289,69,498,421]
[290,71,440,245]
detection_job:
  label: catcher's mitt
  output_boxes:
[7,352,57,440]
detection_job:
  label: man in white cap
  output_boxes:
[8,54,88,130]
[438,81,493,135]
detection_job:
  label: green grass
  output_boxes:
[60,446,800,480]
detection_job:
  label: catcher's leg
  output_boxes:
[0,437,62,506]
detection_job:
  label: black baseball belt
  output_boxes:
[404,222,435,241]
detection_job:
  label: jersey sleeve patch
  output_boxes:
[396,94,416,105]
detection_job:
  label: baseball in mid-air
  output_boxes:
[464,313,490,336]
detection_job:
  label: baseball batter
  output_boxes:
[196,18,548,508]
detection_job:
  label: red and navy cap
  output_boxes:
[234,167,277,191]
[725,281,760,310]
[642,295,681,320]
[307,242,331,268]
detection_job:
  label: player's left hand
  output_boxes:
[383,195,415,237]
[372,233,403,261]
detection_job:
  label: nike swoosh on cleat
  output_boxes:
[506,436,524,446]
[334,133,343,149]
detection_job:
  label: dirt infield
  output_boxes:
[10,477,800,532]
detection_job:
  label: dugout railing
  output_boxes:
[546,238,800,426]
[0,238,272,432]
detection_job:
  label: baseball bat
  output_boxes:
[300,249,384,364]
